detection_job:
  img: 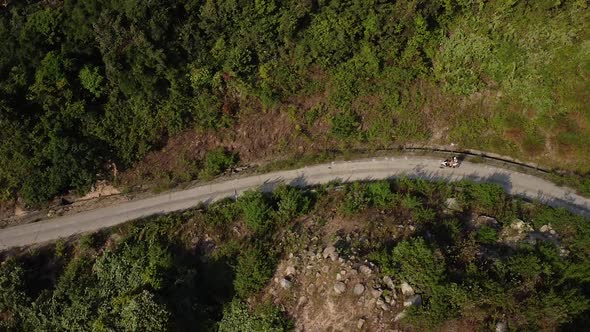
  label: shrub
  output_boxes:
[238,191,272,233]
[200,148,237,179]
[476,225,498,244]
[330,111,360,139]
[234,247,276,298]
[273,185,311,223]
[341,182,369,215]
[392,238,445,292]
[366,181,394,208]
[218,300,291,332]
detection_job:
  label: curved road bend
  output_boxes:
[1,156,590,250]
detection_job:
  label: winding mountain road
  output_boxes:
[1,156,590,250]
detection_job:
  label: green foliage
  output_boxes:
[330,111,360,139]
[218,300,291,332]
[200,148,238,179]
[234,246,276,298]
[392,238,445,293]
[341,182,369,215]
[272,185,311,223]
[238,190,272,233]
[79,65,104,97]
[476,225,498,244]
[366,181,394,208]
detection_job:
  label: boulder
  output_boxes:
[495,321,507,332]
[359,265,372,275]
[280,278,292,290]
[323,246,339,261]
[394,310,407,322]
[400,282,414,296]
[353,283,365,296]
[445,198,461,211]
[370,288,383,298]
[334,281,346,295]
[383,276,395,290]
[500,219,533,243]
[357,319,365,329]
[403,294,422,307]
[285,266,296,276]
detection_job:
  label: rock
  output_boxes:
[285,266,296,276]
[540,224,551,233]
[376,298,385,306]
[357,319,365,329]
[322,266,330,273]
[474,215,499,229]
[500,219,533,243]
[298,296,308,306]
[403,294,422,307]
[400,282,414,296]
[336,273,342,281]
[445,198,461,211]
[353,283,365,295]
[279,278,292,290]
[306,284,317,295]
[384,295,392,304]
[371,288,383,298]
[341,270,347,275]
[359,265,372,275]
[394,310,407,322]
[495,321,507,332]
[379,303,390,311]
[334,281,346,294]
[383,276,395,290]
[323,246,339,261]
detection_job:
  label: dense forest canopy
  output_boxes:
[0,0,589,204]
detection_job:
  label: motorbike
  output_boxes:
[440,157,460,168]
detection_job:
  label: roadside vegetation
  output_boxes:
[1,179,590,331]
[1,0,589,207]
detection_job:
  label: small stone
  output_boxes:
[298,296,308,306]
[380,303,390,311]
[280,278,292,290]
[357,319,365,329]
[334,281,346,295]
[371,289,383,298]
[384,295,392,304]
[306,284,316,295]
[383,276,395,290]
[341,270,347,275]
[323,246,339,261]
[353,283,365,295]
[495,321,507,332]
[359,265,372,275]
[285,266,296,276]
[394,310,407,322]
[400,282,414,296]
[403,294,422,307]
[336,273,342,281]
[322,266,330,273]
[376,298,385,306]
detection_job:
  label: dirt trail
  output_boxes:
[1,156,589,250]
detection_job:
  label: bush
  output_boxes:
[392,238,445,293]
[238,191,272,233]
[366,181,394,208]
[218,300,291,332]
[330,111,360,139]
[476,225,498,244]
[234,247,276,298]
[200,148,237,179]
[273,185,311,223]
[341,182,369,215]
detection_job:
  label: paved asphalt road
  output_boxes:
[1,156,590,250]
